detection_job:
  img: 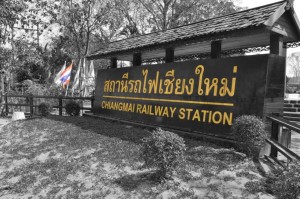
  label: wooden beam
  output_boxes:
[270,33,285,56]
[110,57,117,68]
[283,43,287,94]
[264,3,286,27]
[210,40,222,59]
[133,53,142,67]
[290,8,300,39]
[269,26,289,37]
[165,47,174,63]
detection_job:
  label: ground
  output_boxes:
[0,116,274,199]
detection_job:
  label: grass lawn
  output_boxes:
[0,116,274,199]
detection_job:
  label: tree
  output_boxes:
[57,0,116,60]
[1,0,244,93]
[0,0,26,44]
[116,0,243,33]
[287,55,300,77]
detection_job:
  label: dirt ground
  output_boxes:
[0,117,274,198]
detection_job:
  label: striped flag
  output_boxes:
[60,61,73,89]
[54,62,66,85]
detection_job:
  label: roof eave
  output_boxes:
[86,26,268,60]
[264,2,300,40]
[289,7,300,40]
[264,2,287,27]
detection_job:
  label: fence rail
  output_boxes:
[266,114,300,166]
[0,94,94,116]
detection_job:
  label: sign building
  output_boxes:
[87,0,300,141]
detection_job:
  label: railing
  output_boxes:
[266,114,300,167]
[0,94,94,116]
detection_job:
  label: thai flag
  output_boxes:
[60,61,73,88]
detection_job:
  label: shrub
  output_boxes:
[244,181,265,194]
[65,101,80,116]
[266,162,300,199]
[140,128,186,180]
[231,115,266,158]
[38,102,51,116]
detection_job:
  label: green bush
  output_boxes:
[38,102,51,116]
[65,101,80,116]
[231,115,266,158]
[266,162,300,199]
[140,128,186,180]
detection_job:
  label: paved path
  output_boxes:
[0,118,11,127]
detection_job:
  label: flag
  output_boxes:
[88,60,95,82]
[60,61,73,89]
[54,61,66,85]
[71,59,81,94]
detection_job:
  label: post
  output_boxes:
[270,113,280,157]
[133,53,142,67]
[165,47,174,63]
[110,57,117,68]
[29,94,33,116]
[5,94,8,116]
[91,96,94,111]
[210,40,222,59]
[81,100,84,115]
[59,96,63,116]
[270,33,284,56]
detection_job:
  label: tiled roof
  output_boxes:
[87,1,285,59]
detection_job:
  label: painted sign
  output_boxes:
[93,55,285,139]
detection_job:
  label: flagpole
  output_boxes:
[65,83,69,96]
[79,58,82,97]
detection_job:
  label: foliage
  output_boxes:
[140,128,186,180]
[16,61,48,84]
[0,0,25,44]
[0,47,12,72]
[59,0,114,59]
[38,102,51,116]
[115,0,243,34]
[65,100,81,116]
[265,162,300,199]
[286,85,298,93]
[231,115,266,158]
[244,181,265,194]
[1,0,243,91]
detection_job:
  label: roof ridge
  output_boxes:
[106,0,285,45]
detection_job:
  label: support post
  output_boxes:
[29,94,33,116]
[270,33,284,56]
[110,57,117,68]
[210,40,222,59]
[283,43,288,94]
[270,113,280,157]
[5,94,8,116]
[91,96,95,111]
[59,96,63,116]
[133,53,142,67]
[165,47,174,63]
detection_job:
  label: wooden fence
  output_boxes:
[266,114,300,167]
[0,94,94,116]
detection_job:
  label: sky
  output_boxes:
[239,0,300,11]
